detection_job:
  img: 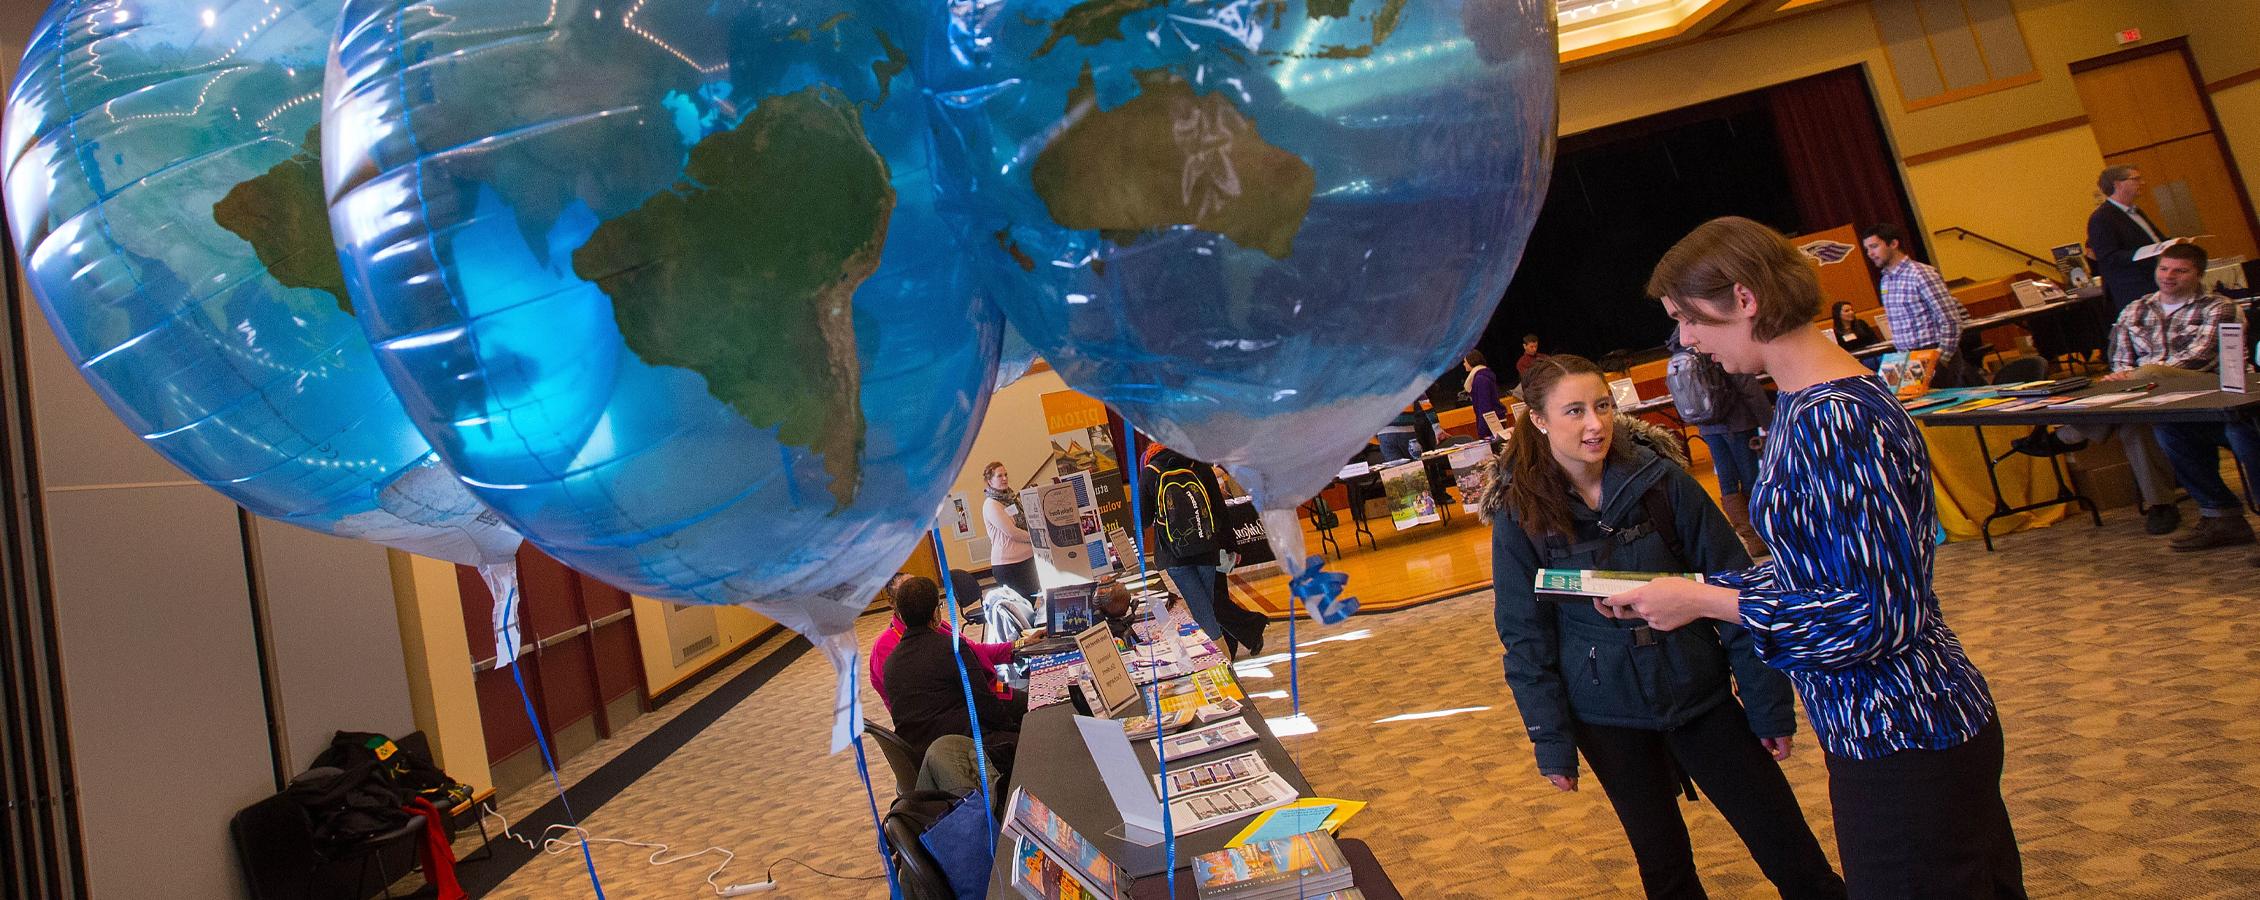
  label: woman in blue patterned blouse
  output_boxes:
[1607,217,2024,899]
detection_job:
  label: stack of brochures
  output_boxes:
[1192,830,1361,899]
[1005,788,1125,900]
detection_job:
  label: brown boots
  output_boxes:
[1720,492,1769,560]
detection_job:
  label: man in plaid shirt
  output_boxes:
[1860,224,1970,383]
[2023,244,2245,540]
[2131,244,2257,556]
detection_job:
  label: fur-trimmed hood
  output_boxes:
[1477,414,1689,522]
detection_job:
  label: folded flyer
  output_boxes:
[1535,569,1704,599]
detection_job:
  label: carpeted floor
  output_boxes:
[467,504,2260,899]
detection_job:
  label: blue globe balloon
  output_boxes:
[2,0,519,570]
[922,0,1557,560]
[323,0,1002,679]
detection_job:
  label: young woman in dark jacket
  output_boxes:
[1488,355,1844,900]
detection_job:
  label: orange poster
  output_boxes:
[1791,223,1881,318]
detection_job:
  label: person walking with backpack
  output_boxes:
[1139,442,1229,644]
[1489,354,1844,900]
[1665,330,1774,557]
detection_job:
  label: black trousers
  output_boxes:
[990,558,1040,601]
[1575,702,1846,900]
[1826,717,2025,900]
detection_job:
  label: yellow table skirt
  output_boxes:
[1920,422,2071,543]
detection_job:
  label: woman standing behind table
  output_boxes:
[1611,217,2024,899]
[981,462,1041,601]
[1489,354,1843,900]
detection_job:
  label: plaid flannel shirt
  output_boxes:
[2108,291,2244,372]
[1876,258,1966,358]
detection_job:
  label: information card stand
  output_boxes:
[1073,715,1166,846]
[2222,323,2249,394]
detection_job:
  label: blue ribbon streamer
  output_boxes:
[508,660,607,899]
[930,528,999,848]
[850,653,907,900]
[1122,450,1179,900]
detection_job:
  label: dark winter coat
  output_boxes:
[1486,438,1796,778]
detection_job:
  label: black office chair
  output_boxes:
[1992,356,2048,385]
[884,790,969,900]
[231,791,426,900]
[862,719,923,799]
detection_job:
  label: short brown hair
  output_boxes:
[982,461,1007,482]
[1646,216,1822,342]
[2159,242,2208,271]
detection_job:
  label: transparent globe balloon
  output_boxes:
[922,0,1557,569]
[2,1,522,604]
[325,0,1002,745]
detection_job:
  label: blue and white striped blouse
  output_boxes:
[1711,375,1996,760]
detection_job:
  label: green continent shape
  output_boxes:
[1268,0,1408,59]
[1031,70,1314,260]
[871,28,908,107]
[213,124,352,315]
[1035,0,1168,57]
[1306,0,1351,18]
[572,86,888,510]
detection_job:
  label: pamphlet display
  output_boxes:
[1378,461,1439,531]
[1166,771,1299,835]
[1878,349,1942,399]
[2223,323,2249,394]
[1005,787,1127,900]
[1156,749,1274,796]
[1445,443,1494,514]
[1042,389,1136,553]
[1155,718,1260,759]
[1072,715,1168,839]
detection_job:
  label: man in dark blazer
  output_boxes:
[2087,165,2172,314]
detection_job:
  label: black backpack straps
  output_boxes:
[1639,481,1688,571]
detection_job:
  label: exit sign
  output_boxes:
[2117,28,2143,44]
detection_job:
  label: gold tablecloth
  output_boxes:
[1920,422,2070,542]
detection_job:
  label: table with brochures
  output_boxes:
[988,642,1402,897]
[1912,371,2260,548]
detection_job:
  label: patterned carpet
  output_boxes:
[468,503,2260,899]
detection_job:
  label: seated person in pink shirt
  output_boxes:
[869,571,1045,710]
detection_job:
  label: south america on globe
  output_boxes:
[572,85,887,511]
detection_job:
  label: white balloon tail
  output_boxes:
[816,630,863,754]
[479,563,524,669]
[1259,507,1313,579]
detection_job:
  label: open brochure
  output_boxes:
[1536,569,1705,599]
[1166,771,1299,835]
[1156,748,1274,796]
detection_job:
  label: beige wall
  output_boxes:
[389,551,494,794]
[938,368,1073,567]
[632,596,780,697]
[1560,0,2256,283]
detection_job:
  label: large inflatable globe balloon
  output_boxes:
[922,0,1557,569]
[3,0,524,628]
[325,0,1002,745]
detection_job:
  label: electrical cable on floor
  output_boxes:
[480,803,887,896]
